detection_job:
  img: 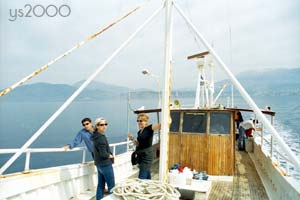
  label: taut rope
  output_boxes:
[112,178,180,200]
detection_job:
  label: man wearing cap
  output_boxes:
[63,117,94,158]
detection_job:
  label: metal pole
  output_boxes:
[174,1,300,171]
[0,4,164,175]
[159,0,173,182]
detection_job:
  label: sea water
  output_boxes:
[0,95,299,174]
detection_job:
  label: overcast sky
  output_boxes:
[1,0,299,90]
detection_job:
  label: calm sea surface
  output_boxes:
[0,95,299,174]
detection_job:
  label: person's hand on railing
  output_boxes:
[63,145,70,151]
[128,133,134,141]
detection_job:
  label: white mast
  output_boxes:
[188,52,209,108]
[159,0,173,182]
[194,58,204,108]
[208,56,215,107]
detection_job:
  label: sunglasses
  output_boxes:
[136,120,145,123]
[97,123,108,127]
[82,122,90,126]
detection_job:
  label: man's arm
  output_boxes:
[63,130,83,151]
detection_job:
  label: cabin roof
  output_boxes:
[134,107,275,116]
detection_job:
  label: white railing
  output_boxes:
[254,127,300,178]
[0,140,132,173]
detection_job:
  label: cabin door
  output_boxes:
[207,112,234,175]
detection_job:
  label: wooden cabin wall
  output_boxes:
[168,110,235,176]
[169,133,208,171]
[207,135,233,175]
[168,133,181,167]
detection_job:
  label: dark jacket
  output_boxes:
[91,132,112,166]
[136,125,154,170]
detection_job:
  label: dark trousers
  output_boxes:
[138,169,151,179]
[96,164,115,199]
[238,127,246,151]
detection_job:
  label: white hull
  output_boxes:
[0,152,137,200]
[1,145,300,200]
[249,142,300,200]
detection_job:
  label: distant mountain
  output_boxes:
[0,81,130,102]
[172,68,300,97]
[73,80,129,94]
[0,83,76,102]
[222,68,300,96]
[1,68,299,102]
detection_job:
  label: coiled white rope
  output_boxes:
[112,178,180,200]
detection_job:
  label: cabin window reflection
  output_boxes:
[170,111,180,132]
[182,112,207,133]
[210,112,230,134]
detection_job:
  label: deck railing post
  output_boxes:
[261,125,264,148]
[113,146,116,157]
[286,162,290,176]
[24,151,31,172]
[270,135,273,158]
[82,149,86,163]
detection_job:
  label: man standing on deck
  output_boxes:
[238,119,255,151]
[63,117,94,158]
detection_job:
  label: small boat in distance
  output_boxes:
[0,0,299,199]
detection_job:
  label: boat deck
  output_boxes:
[208,150,268,200]
[130,150,268,199]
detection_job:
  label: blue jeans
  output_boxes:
[138,169,151,179]
[238,127,246,151]
[96,164,115,200]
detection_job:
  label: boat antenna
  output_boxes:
[226,0,234,107]
[0,0,150,97]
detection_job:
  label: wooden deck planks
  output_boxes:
[147,150,268,200]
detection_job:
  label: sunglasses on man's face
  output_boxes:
[136,120,145,123]
[82,122,90,127]
[97,123,108,127]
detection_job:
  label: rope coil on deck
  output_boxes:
[112,178,180,200]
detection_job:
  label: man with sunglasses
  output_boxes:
[63,117,94,158]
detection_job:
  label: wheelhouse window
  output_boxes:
[170,111,180,132]
[209,112,231,134]
[182,112,207,133]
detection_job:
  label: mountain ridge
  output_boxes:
[1,68,299,102]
